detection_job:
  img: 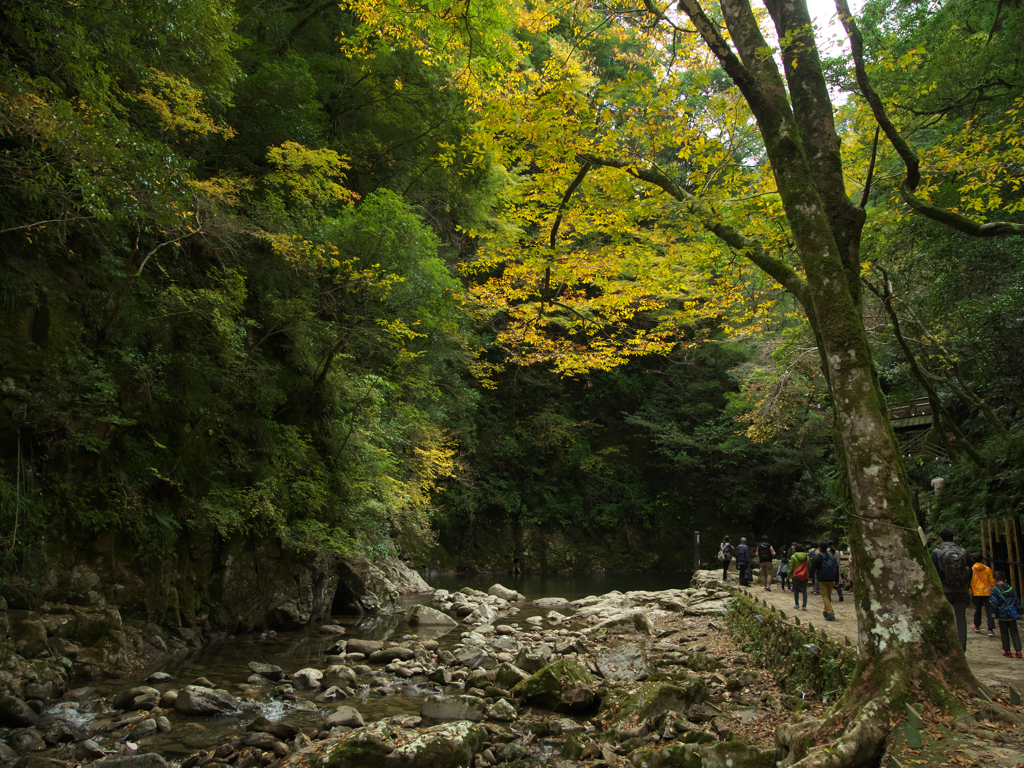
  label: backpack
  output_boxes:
[717,544,726,562]
[818,551,839,581]
[793,560,808,580]
[757,542,772,561]
[936,543,971,590]
[992,585,1021,621]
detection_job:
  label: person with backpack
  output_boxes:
[789,543,810,611]
[930,528,972,651]
[811,539,840,621]
[970,552,996,638]
[828,542,844,602]
[718,535,734,582]
[988,571,1023,658]
[757,535,776,591]
[736,537,751,586]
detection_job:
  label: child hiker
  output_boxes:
[777,552,790,590]
[988,571,1024,658]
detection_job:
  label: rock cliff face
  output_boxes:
[0,532,430,696]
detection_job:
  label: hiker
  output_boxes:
[930,528,972,651]
[808,542,820,594]
[789,543,810,611]
[719,535,734,582]
[988,571,1023,658]
[736,537,751,586]
[777,550,790,590]
[757,535,775,591]
[970,552,996,638]
[812,539,839,621]
[827,541,844,602]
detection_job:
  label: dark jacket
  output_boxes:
[736,543,749,563]
[989,583,1023,621]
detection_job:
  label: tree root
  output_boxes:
[776,697,891,768]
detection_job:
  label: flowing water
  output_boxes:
[40,571,686,760]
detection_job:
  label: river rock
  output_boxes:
[323,705,365,729]
[631,739,775,768]
[249,716,300,740]
[533,597,569,607]
[420,693,487,723]
[494,662,530,690]
[488,698,517,721]
[91,754,168,768]
[512,659,598,713]
[9,727,46,752]
[173,685,241,715]
[463,602,497,625]
[126,718,158,741]
[388,720,487,767]
[0,693,40,727]
[248,662,284,681]
[113,687,161,712]
[587,610,655,636]
[146,672,172,683]
[513,644,552,673]
[76,739,106,760]
[345,638,384,655]
[369,646,415,663]
[319,624,346,635]
[602,679,711,730]
[407,605,458,628]
[322,665,357,688]
[595,644,653,682]
[292,668,323,690]
[159,690,177,708]
[487,584,523,602]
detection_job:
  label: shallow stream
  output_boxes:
[40,571,686,760]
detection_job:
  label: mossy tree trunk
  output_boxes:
[664,0,979,763]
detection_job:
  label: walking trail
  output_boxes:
[730,576,1024,697]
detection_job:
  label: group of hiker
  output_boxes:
[717,535,844,622]
[716,527,1024,660]
[932,527,1024,659]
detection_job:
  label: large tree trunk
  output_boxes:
[670,0,978,762]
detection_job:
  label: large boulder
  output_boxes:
[512,660,599,713]
[494,662,530,691]
[513,644,553,673]
[420,695,486,723]
[406,605,458,628]
[387,721,487,768]
[487,584,523,602]
[322,665,357,688]
[629,740,776,768]
[368,647,415,664]
[207,539,340,630]
[326,721,395,768]
[323,706,365,729]
[599,679,710,730]
[335,558,399,614]
[112,687,161,712]
[0,694,40,727]
[595,644,653,683]
[173,685,241,715]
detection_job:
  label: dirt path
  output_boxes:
[731,578,1024,698]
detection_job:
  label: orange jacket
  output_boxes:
[971,563,995,597]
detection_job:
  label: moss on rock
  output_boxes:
[512,659,598,713]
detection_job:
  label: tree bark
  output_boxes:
[667,0,979,761]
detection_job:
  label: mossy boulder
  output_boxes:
[629,740,776,768]
[327,722,396,768]
[388,721,487,767]
[599,679,710,731]
[512,659,598,713]
[494,661,529,690]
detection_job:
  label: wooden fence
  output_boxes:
[980,517,1024,592]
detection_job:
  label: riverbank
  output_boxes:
[0,573,1021,768]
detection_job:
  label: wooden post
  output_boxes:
[1011,520,1019,598]
[694,531,701,572]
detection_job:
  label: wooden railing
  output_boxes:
[980,517,1024,592]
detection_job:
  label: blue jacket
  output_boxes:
[736,543,749,563]
[989,583,1023,621]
